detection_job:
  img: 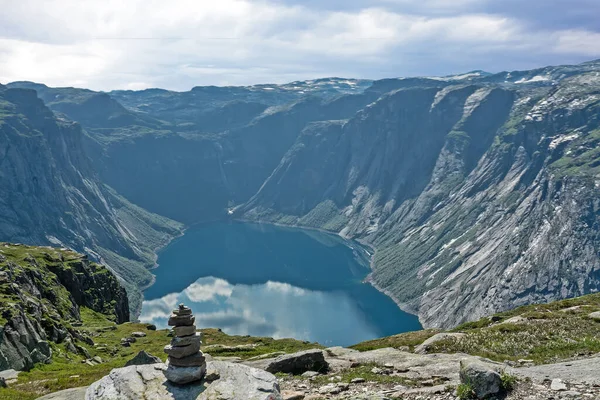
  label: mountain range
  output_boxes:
[3,59,600,329]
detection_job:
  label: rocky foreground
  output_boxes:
[42,345,600,400]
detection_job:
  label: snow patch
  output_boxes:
[515,75,551,84]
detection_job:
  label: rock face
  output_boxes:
[6,61,600,331]
[163,304,206,384]
[0,244,129,371]
[0,85,183,315]
[264,349,329,375]
[459,361,502,399]
[85,361,282,400]
[239,62,600,328]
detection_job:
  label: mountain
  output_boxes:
[6,60,600,330]
[0,85,183,314]
[239,61,600,328]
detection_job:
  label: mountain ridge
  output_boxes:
[4,59,600,330]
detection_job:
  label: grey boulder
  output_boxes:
[124,350,162,367]
[264,349,328,375]
[414,333,466,354]
[37,387,88,399]
[459,360,502,399]
[163,363,206,384]
[85,361,282,400]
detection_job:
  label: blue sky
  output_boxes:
[0,0,598,91]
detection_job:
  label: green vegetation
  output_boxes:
[351,329,440,352]
[0,308,319,400]
[500,372,518,392]
[353,292,600,365]
[550,128,600,178]
[0,243,126,328]
[456,382,476,400]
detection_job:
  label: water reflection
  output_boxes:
[141,222,422,347]
[140,276,385,347]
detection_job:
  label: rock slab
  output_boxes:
[414,333,466,354]
[85,361,282,400]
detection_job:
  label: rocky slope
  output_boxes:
[23,291,600,400]
[239,61,600,329]
[0,85,183,313]
[0,243,128,371]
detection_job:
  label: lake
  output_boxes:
[140,222,421,347]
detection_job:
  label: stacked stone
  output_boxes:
[163,304,206,385]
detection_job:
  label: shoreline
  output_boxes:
[141,215,421,324]
[234,217,421,320]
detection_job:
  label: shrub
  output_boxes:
[456,383,476,400]
[500,372,518,391]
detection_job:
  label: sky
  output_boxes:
[0,0,599,91]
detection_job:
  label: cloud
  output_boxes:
[184,278,233,302]
[138,277,381,345]
[0,0,598,90]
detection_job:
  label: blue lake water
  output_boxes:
[140,222,421,347]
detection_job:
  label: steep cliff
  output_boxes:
[6,61,600,331]
[0,85,183,314]
[0,243,128,371]
[240,62,600,329]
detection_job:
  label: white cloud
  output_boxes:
[184,278,233,302]
[0,0,598,90]
[554,30,600,56]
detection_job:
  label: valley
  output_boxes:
[0,60,599,342]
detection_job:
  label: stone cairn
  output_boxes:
[163,304,207,384]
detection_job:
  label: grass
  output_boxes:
[0,309,320,399]
[456,383,476,400]
[350,329,440,352]
[352,292,600,365]
[500,372,518,391]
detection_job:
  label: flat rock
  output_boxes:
[168,314,195,327]
[131,332,147,338]
[551,378,568,391]
[85,361,282,400]
[324,346,359,357]
[164,341,200,358]
[510,356,600,385]
[174,325,197,337]
[414,333,466,354]
[246,351,286,361]
[264,349,328,375]
[125,350,162,367]
[164,363,206,384]
[0,369,20,381]
[173,306,192,316]
[339,347,498,385]
[37,386,88,400]
[171,332,202,347]
[168,352,206,367]
[588,311,600,321]
[499,315,527,325]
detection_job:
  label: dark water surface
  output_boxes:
[140,222,421,347]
